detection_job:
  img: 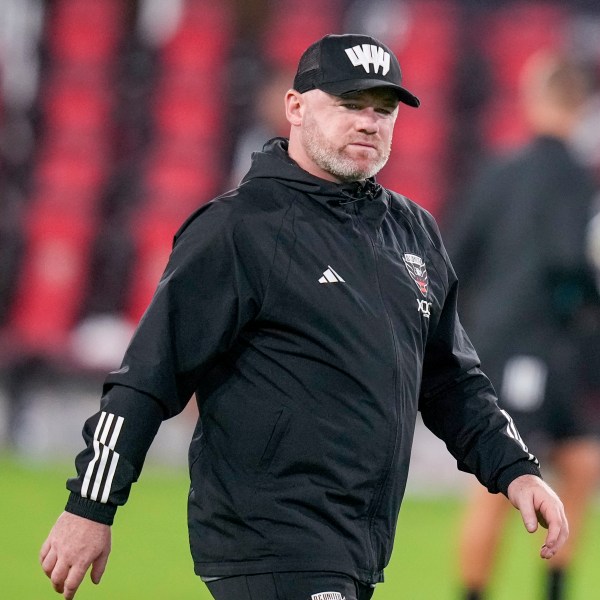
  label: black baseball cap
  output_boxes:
[293,33,420,108]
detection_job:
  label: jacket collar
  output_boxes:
[243,138,389,228]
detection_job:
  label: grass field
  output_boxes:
[2,452,599,599]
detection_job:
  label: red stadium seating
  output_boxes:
[261,0,344,67]
[477,1,568,150]
[122,0,234,319]
[46,0,125,65]
[8,210,96,353]
[42,72,113,135]
[380,0,460,218]
[2,0,129,360]
[124,213,184,324]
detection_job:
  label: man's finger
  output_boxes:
[63,565,88,600]
[540,527,560,558]
[41,548,57,579]
[536,508,549,529]
[90,549,109,585]
[50,559,70,594]
[40,538,51,565]
[540,506,569,559]
[541,543,556,559]
[518,502,539,533]
[507,474,569,560]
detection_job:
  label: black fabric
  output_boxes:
[548,568,566,600]
[292,34,420,107]
[65,137,540,585]
[206,572,375,600]
[446,136,598,365]
[293,41,322,93]
[445,135,600,451]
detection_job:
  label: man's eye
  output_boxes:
[342,103,360,110]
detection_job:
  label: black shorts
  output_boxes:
[482,339,600,458]
[204,572,376,600]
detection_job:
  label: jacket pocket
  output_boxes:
[258,406,291,472]
[212,397,292,474]
[188,419,207,473]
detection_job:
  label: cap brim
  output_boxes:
[319,79,420,108]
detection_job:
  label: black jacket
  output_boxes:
[65,138,540,584]
[445,136,598,373]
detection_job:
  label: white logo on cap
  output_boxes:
[345,44,390,75]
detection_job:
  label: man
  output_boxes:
[40,34,568,600]
[447,52,600,600]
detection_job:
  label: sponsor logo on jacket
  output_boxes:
[403,253,431,318]
[403,253,428,297]
[311,593,346,600]
[417,299,432,318]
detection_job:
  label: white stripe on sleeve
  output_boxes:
[80,412,125,502]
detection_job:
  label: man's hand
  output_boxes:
[507,474,569,559]
[40,511,111,599]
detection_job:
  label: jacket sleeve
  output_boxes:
[418,256,541,495]
[65,202,266,524]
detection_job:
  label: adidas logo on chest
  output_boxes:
[318,266,345,284]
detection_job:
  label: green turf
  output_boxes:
[2,453,598,599]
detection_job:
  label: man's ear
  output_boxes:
[285,89,304,126]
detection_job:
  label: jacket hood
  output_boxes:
[241,137,389,225]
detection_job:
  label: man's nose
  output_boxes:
[355,109,379,133]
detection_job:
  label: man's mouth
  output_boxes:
[348,141,377,150]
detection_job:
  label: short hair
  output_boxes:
[521,51,598,110]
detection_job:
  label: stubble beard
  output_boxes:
[301,117,391,183]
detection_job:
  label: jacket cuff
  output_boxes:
[65,492,117,525]
[496,460,542,497]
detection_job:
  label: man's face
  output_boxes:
[299,88,399,183]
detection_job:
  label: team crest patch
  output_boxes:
[311,593,346,600]
[403,253,428,297]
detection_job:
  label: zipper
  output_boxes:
[351,203,401,580]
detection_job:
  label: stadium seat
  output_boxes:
[376,0,459,219]
[42,72,113,135]
[142,155,221,217]
[477,1,567,150]
[160,0,233,71]
[261,0,343,67]
[46,0,125,65]
[8,210,96,353]
[389,0,459,92]
[152,91,223,140]
[124,213,185,323]
[379,154,445,218]
[479,2,567,90]
[2,0,132,361]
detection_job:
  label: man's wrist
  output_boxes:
[65,492,117,525]
[497,461,542,497]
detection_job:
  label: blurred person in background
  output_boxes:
[228,63,295,187]
[40,34,568,600]
[447,51,600,600]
